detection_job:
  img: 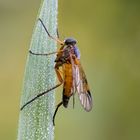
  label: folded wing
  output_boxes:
[75,63,92,112]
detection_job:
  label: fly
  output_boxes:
[20,18,93,125]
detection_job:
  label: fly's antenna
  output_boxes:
[38,18,64,45]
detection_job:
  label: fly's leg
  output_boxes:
[56,28,60,39]
[38,18,64,45]
[20,83,61,110]
[73,92,75,109]
[29,50,63,56]
[20,62,63,111]
[53,101,63,126]
[29,18,65,56]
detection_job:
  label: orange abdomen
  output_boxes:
[62,63,73,108]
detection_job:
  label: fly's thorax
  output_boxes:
[55,44,80,65]
[63,45,75,58]
[64,45,80,59]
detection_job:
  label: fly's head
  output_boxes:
[64,38,77,47]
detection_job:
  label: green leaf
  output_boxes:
[17,0,58,139]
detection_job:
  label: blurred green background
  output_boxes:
[0,0,140,140]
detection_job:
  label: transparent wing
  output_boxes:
[74,62,92,112]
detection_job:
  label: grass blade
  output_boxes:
[17,0,58,139]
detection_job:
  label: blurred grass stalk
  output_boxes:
[17,0,58,139]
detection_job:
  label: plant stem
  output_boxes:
[17,0,58,139]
